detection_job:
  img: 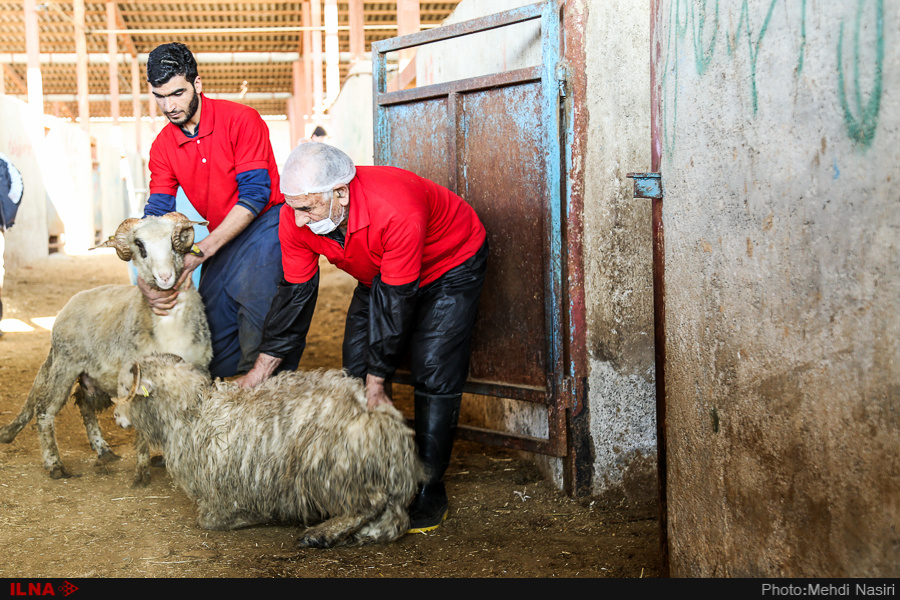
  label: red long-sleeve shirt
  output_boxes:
[148,94,283,231]
[279,166,486,287]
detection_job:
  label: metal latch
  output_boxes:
[626,172,663,200]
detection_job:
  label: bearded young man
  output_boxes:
[139,42,301,379]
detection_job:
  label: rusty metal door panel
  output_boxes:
[380,98,452,189]
[373,1,566,456]
[458,84,550,390]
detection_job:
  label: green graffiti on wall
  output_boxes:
[692,0,719,76]
[726,0,778,114]
[837,0,884,148]
[797,0,807,76]
[661,0,884,156]
[662,0,723,157]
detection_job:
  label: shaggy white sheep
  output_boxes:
[113,353,426,548]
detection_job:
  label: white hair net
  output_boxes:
[280,142,357,196]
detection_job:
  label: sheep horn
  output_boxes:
[111,363,143,405]
[162,212,208,255]
[90,218,142,261]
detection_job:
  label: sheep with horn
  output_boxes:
[0,213,212,485]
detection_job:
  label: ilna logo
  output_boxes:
[8,582,79,597]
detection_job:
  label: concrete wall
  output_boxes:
[417,0,541,85]
[416,0,657,504]
[657,0,898,577]
[92,114,291,227]
[0,107,143,262]
[327,61,375,166]
[40,120,94,254]
[579,0,656,505]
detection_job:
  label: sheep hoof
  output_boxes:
[296,534,334,549]
[297,525,342,550]
[48,465,72,479]
[131,469,151,488]
[95,450,121,466]
[0,427,17,443]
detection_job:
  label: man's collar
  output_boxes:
[346,175,369,233]
[174,93,213,146]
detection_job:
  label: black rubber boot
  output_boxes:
[407,392,461,533]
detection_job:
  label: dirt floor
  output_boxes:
[0,252,662,579]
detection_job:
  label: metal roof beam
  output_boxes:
[29,91,292,102]
[0,52,367,64]
[1,62,28,94]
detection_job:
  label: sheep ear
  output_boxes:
[133,364,156,398]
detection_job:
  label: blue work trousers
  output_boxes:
[199,207,299,378]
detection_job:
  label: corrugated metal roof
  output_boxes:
[0,1,462,119]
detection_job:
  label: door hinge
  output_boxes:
[556,64,568,99]
[559,376,575,410]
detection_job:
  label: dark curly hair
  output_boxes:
[146,42,199,87]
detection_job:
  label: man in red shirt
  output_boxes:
[139,43,301,379]
[239,142,489,533]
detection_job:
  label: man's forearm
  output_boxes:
[365,374,393,409]
[252,352,283,377]
[238,352,283,388]
[197,204,254,257]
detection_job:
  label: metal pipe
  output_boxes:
[0,51,377,64]
[310,0,324,117]
[650,0,669,578]
[88,24,440,35]
[74,0,89,131]
[348,0,365,61]
[106,1,119,125]
[29,92,291,102]
[300,2,314,121]
[324,0,340,105]
[24,0,42,110]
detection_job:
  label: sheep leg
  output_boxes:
[196,504,269,531]
[72,379,120,467]
[36,384,81,479]
[296,513,375,549]
[20,353,80,479]
[0,395,35,443]
[293,489,389,549]
[351,503,411,546]
[131,431,152,488]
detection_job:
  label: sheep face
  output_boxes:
[133,218,185,290]
[94,213,208,291]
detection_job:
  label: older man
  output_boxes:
[240,142,488,533]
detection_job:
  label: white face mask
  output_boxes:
[307,195,345,235]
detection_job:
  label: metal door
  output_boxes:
[372,1,567,456]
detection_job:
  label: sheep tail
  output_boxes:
[0,353,53,443]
